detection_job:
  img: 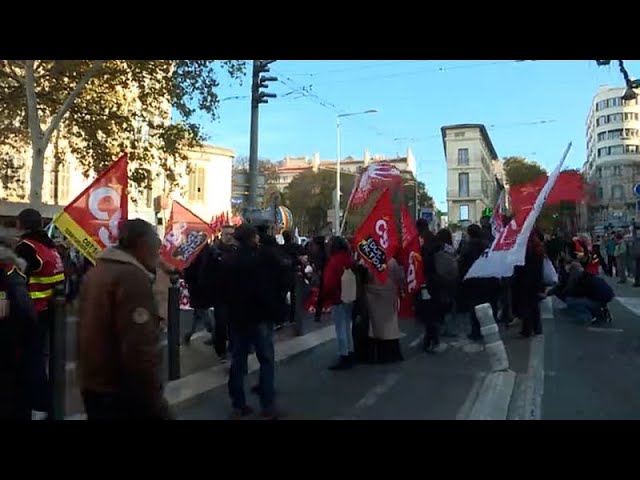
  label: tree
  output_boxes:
[285,169,355,235]
[233,155,280,209]
[503,156,547,187]
[403,180,434,215]
[0,60,246,207]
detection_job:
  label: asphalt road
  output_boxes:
[542,278,640,420]
[173,314,490,420]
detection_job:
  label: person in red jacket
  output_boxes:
[322,236,355,371]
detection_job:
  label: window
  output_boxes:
[454,132,465,138]
[610,145,624,155]
[624,128,639,137]
[614,165,622,176]
[626,144,639,154]
[612,185,624,200]
[457,148,469,166]
[458,172,470,197]
[187,165,206,202]
[624,112,639,121]
[597,167,602,178]
[459,204,470,221]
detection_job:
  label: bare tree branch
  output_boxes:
[24,60,43,142]
[42,60,105,145]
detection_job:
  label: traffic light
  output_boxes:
[252,60,278,105]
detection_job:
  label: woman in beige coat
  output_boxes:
[153,258,178,326]
[364,257,405,364]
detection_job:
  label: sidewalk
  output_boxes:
[64,311,332,418]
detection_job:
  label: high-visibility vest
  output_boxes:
[18,239,65,312]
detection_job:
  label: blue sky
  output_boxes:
[199,60,640,211]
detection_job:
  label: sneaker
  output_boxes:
[230,405,254,419]
[433,343,447,354]
[31,410,47,421]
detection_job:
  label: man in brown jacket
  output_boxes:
[78,219,171,420]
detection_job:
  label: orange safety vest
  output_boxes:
[18,239,65,312]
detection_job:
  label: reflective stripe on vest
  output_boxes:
[28,273,65,285]
[30,289,54,300]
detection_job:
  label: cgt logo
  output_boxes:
[375,218,390,249]
[88,186,122,248]
[406,251,420,291]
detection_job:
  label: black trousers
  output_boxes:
[608,255,617,276]
[519,297,542,336]
[420,298,443,349]
[82,390,166,420]
[214,304,230,357]
[31,308,53,413]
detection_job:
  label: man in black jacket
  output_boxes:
[183,246,214,346]
[0,241,37,420]
[211,225,237,359]
[222,224,283,419]
[280,230,301,326]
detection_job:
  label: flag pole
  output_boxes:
[339,172,360,236]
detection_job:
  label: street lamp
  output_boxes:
[335,109,378,235]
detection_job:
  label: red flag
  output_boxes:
[399,204,424,294]
[350,162,404,208]
[161,201,213,271]
[510,171,585,214]
[53,153,128,264]
[353,189,399,284]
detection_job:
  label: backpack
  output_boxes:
[434,250,459,285]
[341,268,357,304]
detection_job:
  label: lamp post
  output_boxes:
[335,109,378,235]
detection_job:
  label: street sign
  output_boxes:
[634,183,640,197]
[420,208,433,223]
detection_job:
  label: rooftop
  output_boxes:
[440,124,498,160]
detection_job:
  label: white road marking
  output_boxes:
[508,334,545,420]
[456,372,487,420]
[615,297,640,317]
[354,372,402,409]
[410,334,424,348]
[467,371,516,420]
[587,327,624,333]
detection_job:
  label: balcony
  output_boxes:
[447,189,488,200]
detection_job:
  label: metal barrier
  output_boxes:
[167,275,181,381]
[49,284,67,420]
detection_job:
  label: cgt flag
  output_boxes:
[353,188,399,284]
[161,201,213,271]
[399,204,424,294]
[465,142,572,279]
[53,153,128,264]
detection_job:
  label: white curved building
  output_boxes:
[585,86,640,229]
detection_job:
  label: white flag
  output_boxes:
[465,142,572,280]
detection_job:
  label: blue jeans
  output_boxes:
[228,323,275,411]
[332,302,354,357]
[565,297,602,324]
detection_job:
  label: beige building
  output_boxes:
[442,124,502,225]
[273,149,418,192]
[584,85,640,229]
[0,142,234,236]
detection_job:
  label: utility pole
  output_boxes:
[248,60,277,209]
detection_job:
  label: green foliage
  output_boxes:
[0,60,246,199]
[503,156,547,187]
[284,169,355,235]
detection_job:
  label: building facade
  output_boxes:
[442,124,501,225]
[0,143,234,236]
[272,149,418,192]
[585,86,640,230]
